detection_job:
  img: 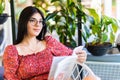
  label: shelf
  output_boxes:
[87,54,120,62]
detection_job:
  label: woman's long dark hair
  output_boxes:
[14,6,47,45]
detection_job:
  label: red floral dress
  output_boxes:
[3,36,73,80]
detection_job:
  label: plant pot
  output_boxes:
[86,42,112,56]
[0,13,9,24]
[117,43,120,52]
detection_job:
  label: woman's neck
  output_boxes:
[21,36,39,47]
[16,36,42,55]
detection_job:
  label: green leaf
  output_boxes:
[82,32,87,43]
[68,7,76,19]
[87,16,95,25]
[67,0,72,7]
[59,34,66,44]
[0,0,5,14]
[70,39,77,47]
[86,8,100,24]
[51,0,60,3]
[48,25,56,32]
[54,15,61,23]
[45,11,58,21]
[110,32,115,43]
[91,25,100,35]
[83,24,91,38]
[111,19,119,33]
[101,33,107,43]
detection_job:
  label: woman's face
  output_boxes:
[27,13,43,37]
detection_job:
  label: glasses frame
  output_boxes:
[29,18,43,26]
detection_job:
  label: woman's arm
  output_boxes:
[3,45,20,80]
[45,36,73,56]
[46,36,87,63]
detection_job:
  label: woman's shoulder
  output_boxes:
[14,44,26,56]
[45,35,58,43]
[45,33,53,40]
[5,44,15,50]
[3,44,18,57]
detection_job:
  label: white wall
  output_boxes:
[0,0,13,56]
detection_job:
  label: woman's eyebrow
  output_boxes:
[30,17,43,20]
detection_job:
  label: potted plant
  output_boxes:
[82,8,119,56]
[0,0,8,24]
[45,0,86,48]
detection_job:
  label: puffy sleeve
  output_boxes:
[3,45,20,80]
[45,36,73,56]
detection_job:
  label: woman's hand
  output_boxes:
[73,46,87,63]
[76,50,87,63]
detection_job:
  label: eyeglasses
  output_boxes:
[29,18,43,26]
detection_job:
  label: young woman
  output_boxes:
[3,6,87,80]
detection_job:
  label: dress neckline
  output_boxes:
[13,45,47,57]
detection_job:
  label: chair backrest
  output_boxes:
[69,62,101,80]
[48,60,101,80]
[48,55,101,80]
[86,61,120,80]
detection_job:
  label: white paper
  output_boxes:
[48,46,83,80]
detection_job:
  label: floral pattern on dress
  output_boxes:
[3,36,73,80]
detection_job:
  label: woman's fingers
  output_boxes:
[76,50,87,63]
[57,73,64,80]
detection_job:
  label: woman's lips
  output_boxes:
[34,29,40,32]
[34,28,40,30]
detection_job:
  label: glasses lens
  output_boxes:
[29,18,43,26]
[29,19,36,25]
